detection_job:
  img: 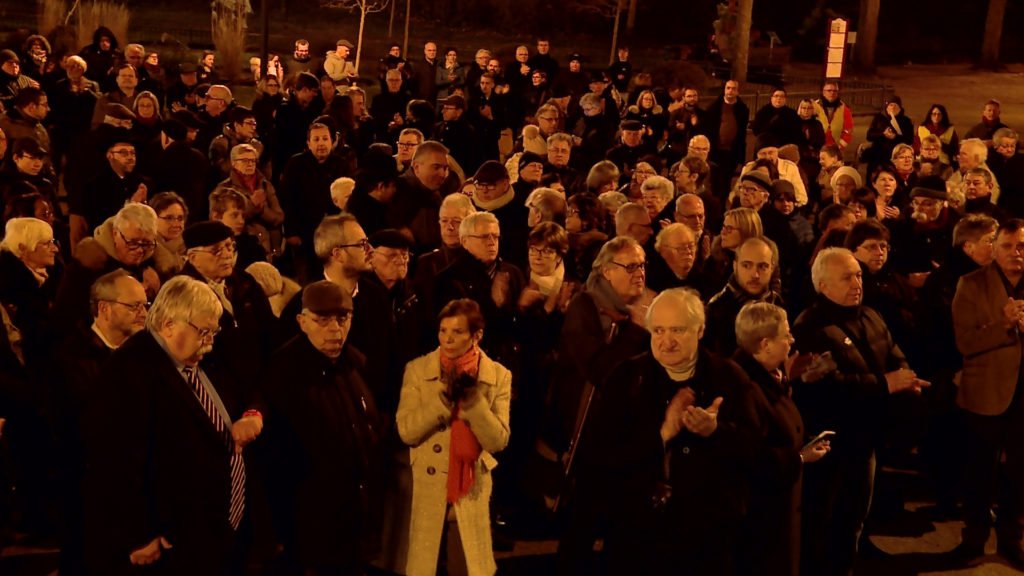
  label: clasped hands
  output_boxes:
[660,387,723,443]
[1003,297,1024,331]
[231,414,263,454]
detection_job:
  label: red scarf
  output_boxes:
[234,169,261,193]
[440,346,482,504]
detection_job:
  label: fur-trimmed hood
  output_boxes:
[74,217,120,271]
[628,104,664,116]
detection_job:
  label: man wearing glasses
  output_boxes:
[180,220,276,391]
[262,280,383,574]
[56,203,162,331]
[71,136,149,247]
[435,211,524,368]
[210,106,264,180]
[195,84,233,154]
[84,276,259,574]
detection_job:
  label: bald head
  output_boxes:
[206,85,233,116]
[675,193,706,235]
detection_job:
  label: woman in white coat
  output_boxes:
[397,298,511,576]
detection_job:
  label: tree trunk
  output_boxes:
[980,0,1007,68]
[355,3,367,74]
[388,0,396,38]
[403,0,411,56]
[609,0,623,66]
[626,0,638,35]
[855,0,879,72]
[732,0,753,82]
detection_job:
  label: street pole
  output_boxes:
[260,0,269,81]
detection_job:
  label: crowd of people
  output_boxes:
[1,24,1024,576]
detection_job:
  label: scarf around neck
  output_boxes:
[440,346,483,503]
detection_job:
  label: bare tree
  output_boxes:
[980,0,1007,68]
[732,0,753,82]
[570,0,626,65]
[322,0,391,74]
[855,0,879,72]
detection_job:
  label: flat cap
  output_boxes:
[473,160,509,184]
[620,119,643,131]
[302,280,353,315]
[12,137,48,157]
[740,171,773,191]
[336,39,355,49]
[440,94,466,109]
[183,221,234,249]
[0,49,19,65]
[369,228,412,250]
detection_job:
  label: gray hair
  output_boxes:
[412,140,449,163]
[1,217,52,256]
[230,143,259,161]
[146,275,222,330]
[675,193,704,213]
[960,138,988,164]
[592,235,642,272]
[811,247,855,293]
[313,213,360,263]
[89,268,136,318]
[890,143,914,161]
[615,202,648,236]
[993,127,1019,143]
[735,301,788,354]
[440,192,476,216]
[645,287,705,331]
[654,222,694,252]
[112,203,158,236]
[458,211,499,241]
[547,132,573,148]
[399,127,425,143]
[641,175,674,204]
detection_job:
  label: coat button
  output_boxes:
[681,447,690,455]
[427,466,436,475]
[433,444,443,453]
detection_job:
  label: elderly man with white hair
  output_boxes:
[83,275,256,574]
[793,247,928,576]
[55,202,161,331]
[590,287,760,575]
[949,138,1001,205]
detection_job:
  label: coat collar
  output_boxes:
[419,348,501,387]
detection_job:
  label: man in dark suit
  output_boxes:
[83,276,263,575]
[793,248,927,576]
[263,281,383,574]
[952,218,1024,568]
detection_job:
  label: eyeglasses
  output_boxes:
[103,300,150,313]
[338,238,371,251]
[242,120,257,127]
[468,233,500,243]
[116,229,156,252]
[111,149,136,157]
[859,241,889,253]
[308,312,352,327]
[528,246,558,258]
[376,249,410,263]
[188,320,222,340]
[609,261,645,274]
[895,154,915,161]
[721,224,738,234]
[397,141,418,149]
[193,241,237,258]
[537,116,558,123]
[233,157,258,165]
[740,185,764,194]
[159,215,185,223]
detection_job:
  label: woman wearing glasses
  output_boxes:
[397,298,511,576]
[150,192,188,278]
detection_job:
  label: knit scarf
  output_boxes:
[440,345,482,504]
[473,188,515,212]
[584,270,632,335]
[530,262,565,297]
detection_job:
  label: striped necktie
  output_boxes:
[183,366,246,530]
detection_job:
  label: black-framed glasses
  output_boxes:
[397,142,418,149]
[111,149,136,157]
[103,300,150,313]
[528,246,558,258]
[188,320,221,340]
[468,233,500,243]
[233,157,258,165]
[307,312,352,327]
[193,241,237,258]
[116,229,156,252]
[610,261,645,274]
[338,238,371,251]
